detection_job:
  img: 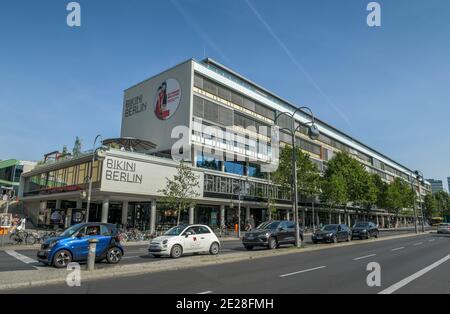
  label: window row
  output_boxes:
[194,74,275,121]
[25,161,102,193]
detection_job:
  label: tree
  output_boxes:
[272,145,321,224]
[385,178,413,228]
[321,173,347,224]
[360,173,379,219]
[372,173,388,210]
[72,136,82,156]
[321,151,370,222]
[424,193,438,220]
[158,161,200,225]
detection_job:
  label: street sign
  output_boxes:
[0,213,12,228]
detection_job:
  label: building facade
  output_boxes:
[427,179,445,194]
[19,58,431,231]
[0,159,36,197]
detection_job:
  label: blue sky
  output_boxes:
[0,0,449,188]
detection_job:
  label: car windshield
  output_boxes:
[321,225,338,231]
[257,221,280,230]
[354,223,369,228]
[165,225,188,236]
[60,225,82,237]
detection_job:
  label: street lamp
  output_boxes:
[409,170,426,234]
[274,106,320,248]
[414,170,426,233]
[85,134,105,223]
[230,175,248,238]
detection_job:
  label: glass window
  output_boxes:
[197,153,221,171]
[203,79,218,95]
[224,161,245,176]
[194,74,203,89]
[193,95,204,118]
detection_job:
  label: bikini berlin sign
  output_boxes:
[100,155,203,197]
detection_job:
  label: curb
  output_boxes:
[0,231,432,291]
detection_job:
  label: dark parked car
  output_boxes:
[312,224,351,244]
[351,222,379,240]
[242,220,304,250]
[37,223,124,268]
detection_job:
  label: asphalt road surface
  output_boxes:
[0,229,422,273]
[4,231,449,294]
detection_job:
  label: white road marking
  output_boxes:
[429,239,435,242]
[5,250,40,269]
[413,242,423,246]
[280,266,327,278]
[391,247,405,251]
[197,291,213,294]
[353,254,376,261]
[379,254,450,294]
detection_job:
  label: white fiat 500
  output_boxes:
[149,224,221,258]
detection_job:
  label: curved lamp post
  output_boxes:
[84,134,105,223]
[274,106,320,248]
[410,169,425,233]
[414,170,426,233]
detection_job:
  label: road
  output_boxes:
[3,231,449,294]
[0,229,421,273]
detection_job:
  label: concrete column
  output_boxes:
[262,210,266,222]
[101,197,109,223]
[381,215,385,228]
[338,213,342,224]
[65,208,72,228]
[245,206,251,222]
[347,214,351,227]
[220,205,225,228]
[40,201,50,225]
[76,199,83,209]
[150,200,157,234]
[121,201,129,226]
[286,209,290,221]
[189,205,195,225]
[376,215,379,226]
[55,199,62,210]
[316,212,320,226]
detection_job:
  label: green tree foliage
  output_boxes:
[158,161,200,225]
[72,136,82,156]
[424,193,438,219]
[385,177,414,227]
[272,145,321,199]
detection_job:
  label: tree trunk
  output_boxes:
[329,205,332,224]
[177,205,182,226]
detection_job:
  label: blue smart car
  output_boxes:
[37,223,124,268]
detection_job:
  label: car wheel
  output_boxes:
[268,237,277,250]
[244,245,253,250]
[170,244,183,258]
[106,247,123,264]
[312,240,318,244]
[366,233,371,240]
[374,232,379,238]
[53,250,72,268]
[209,242,220,255]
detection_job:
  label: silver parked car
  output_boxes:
[437,223,450,234]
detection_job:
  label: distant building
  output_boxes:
[427,179,444,194]
[447,177,450,193]
[0,159,36,197]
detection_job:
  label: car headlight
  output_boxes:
[259,233,270,238]
[327,233,334,237]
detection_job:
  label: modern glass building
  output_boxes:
[0,159,36,197]
[19,58,431,231]
[427,179,445,194]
